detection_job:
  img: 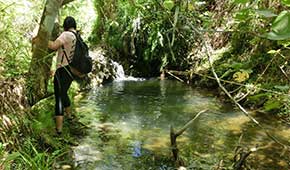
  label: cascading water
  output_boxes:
[112,61,144,81]
[112,61,125,80]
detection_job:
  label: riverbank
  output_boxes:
[0,47,118,169]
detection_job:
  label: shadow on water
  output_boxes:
[73,79,290,170]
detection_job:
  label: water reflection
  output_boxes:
[74,79,290,170]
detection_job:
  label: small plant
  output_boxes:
[2,140,65,170]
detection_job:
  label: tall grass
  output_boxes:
[1,140,65,170]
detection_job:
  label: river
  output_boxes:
[72,79,290,170]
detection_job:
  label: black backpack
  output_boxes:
[63,31,92,75]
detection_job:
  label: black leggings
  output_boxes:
[54,66,74,116]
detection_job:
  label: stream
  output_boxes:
[73,79,290,170]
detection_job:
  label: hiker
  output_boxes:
[48,16,78,135]
[32,15,91,135]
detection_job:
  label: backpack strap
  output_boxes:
[62,30,77,63]
[62,45,70,63]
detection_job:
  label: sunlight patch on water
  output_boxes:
[206,113,250,134]
[73,144,102,165]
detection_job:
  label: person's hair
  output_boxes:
[63,16,76,31]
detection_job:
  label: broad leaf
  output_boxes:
[272,11,290,34]
[163,0,174,10]
[255,9,277,18]
[265,11,290,40]
[264,31,290,40]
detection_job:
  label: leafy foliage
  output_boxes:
[90,0,199,76]
[0,0,44,78]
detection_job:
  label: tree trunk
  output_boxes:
[26,0,73,105]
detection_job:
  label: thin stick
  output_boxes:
[279,65,289,80]
[167,71,184,82]
[175,109,207,137]
[170,109,207,163]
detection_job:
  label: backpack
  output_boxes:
[63,31,92,77]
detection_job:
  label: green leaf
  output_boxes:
[248,93,270,102]
[220,69,234,79]
[255,9,277,18]
[272,11,290,34]
[282,0,290,7]
[264,31,290,40]
[163,0,174,10]
[274,85,290,92]
[263,100,282,111]
[233,0,250,4]
[264,11,290,40]
[231,62,244,69]
[234,9,250,21]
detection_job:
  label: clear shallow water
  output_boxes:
[74,79,290,170]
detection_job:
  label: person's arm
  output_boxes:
[48,39,63,50]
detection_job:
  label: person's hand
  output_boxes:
[50,70,55,77]
[32,36,39,44]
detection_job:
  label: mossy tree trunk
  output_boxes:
[27,0,74,105]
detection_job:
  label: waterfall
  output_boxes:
[112,61,144,81]
[112,61,126,80]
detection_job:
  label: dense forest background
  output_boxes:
[1,0,290,169]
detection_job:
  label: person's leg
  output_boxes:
[54,69,64,134]
[61,67,73,118]
[55,116,63,134]
[61,66,74,118]
[54,66,74,134]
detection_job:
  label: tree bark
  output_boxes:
[27,0,73,105]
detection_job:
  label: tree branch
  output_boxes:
[174,109,207,137]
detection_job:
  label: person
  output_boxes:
[47,16,78,135]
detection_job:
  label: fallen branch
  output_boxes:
[167,71,184,82]
[167,69,288,96]
[170,109,207,164]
